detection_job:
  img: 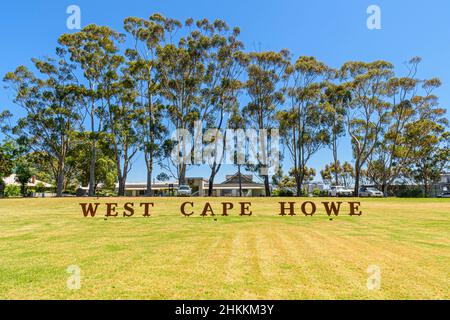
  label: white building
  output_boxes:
[2,174,52,188]
[120,173,266,197]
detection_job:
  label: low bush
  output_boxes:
[4,185,21,198]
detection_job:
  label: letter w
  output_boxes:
[322,202,343,216]
[80,203,100,217]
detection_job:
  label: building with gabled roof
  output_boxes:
[118,172,266,197]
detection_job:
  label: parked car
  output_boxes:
[328,186,353,197]
[437,192,450,198]
[177,185,192,197]
[359,186,384,197]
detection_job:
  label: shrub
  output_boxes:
[273,189,294,197]
[320,190,329,197]
[4,185,21,198]
[397,187,424,198]
[35,182,46,193]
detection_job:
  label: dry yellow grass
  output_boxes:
[0,197,449,299]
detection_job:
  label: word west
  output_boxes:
[79,201,362,217]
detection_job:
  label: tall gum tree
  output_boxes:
[124,14,171,196]
[322,83,352,186]
[277,56,332,196]
[59,25,124,196]
[3,52,82,197]
[244,49,290,196]
[157,18,222,185]
[366,57,448,195]
[103,61,140,196]
[340,60,393,196]
[197,19,247,196]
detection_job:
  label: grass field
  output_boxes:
[0,197,449,300]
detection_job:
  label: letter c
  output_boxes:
[181,202,194,217]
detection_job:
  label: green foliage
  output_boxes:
[340,60,394,194]
[0,140,16,196]
[272,189,294,197]
[321,161,354,187]
[3,52,83,197]
[15,160,33,197]
[58,24,125,196]
[2,15,449,199]
[276,56,331,196]
[4,184,21,198]
[244,50,290,196]
[396,187,424,198]
[410,131,450,197]
[156,172,170,182]
[34,182,47,193]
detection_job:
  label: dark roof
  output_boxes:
[222,173,256,185]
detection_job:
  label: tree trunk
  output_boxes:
[145,167,153,196]
[0,181,4,198]
[145,149,153,196]
[88,97,97,197]
[354,160,361,197]
[56,159,64,197]
[208,174,215,197]
[382,182,388,198]
[295,174,302,197]
[208,163,219,197]
[333,132,339,186]
[118,176,126,197]
[88,137,96,197]
[296,172,305,197]
[263,174,270,197]
[238,165,243,197]
[334,163,339,186]
[424,178,430,198]
[21,183,26,197]
[179,164,186,186]
[56,172,64,198]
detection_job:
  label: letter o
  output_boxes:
[301,201,316,216]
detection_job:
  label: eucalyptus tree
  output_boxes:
[276,56,331,196]
[244,49,290,196]
[58,25,125,196]
[320,161,354,188]
[227,106,246,197]
[197,19,247,196]
[3,52,83,197]
[15,159,33,197]
[366,57,448,195]
[123,14,173,195]
[410,131,450,197]
[68,132,117,194]
[157,18,226,185]
[322,83,352,186]
[104,68,140,196]
[278,166,316,195]
[340,61,393,196]
[0,140,17,197]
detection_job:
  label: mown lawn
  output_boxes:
[0,197,449,300]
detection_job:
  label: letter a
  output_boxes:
[367,5,381,30]
[66,5,81,30]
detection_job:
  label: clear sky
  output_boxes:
[1,0,449,183]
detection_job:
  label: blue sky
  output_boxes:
[1,0,449,183]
